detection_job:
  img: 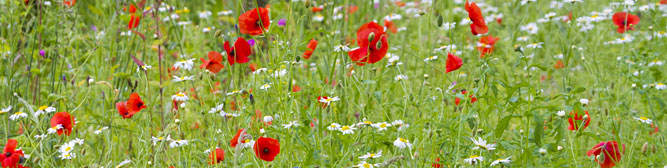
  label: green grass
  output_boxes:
[0,0,666,167]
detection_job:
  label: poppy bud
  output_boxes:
[641,142,648,155]
[418,10,426,16]
[295,55,301,62]
[423,74,429,79]
[368,32,375,42]
[648,26,653,30]
[376,41,383,50]
[215,29,223,38]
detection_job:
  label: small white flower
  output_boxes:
[442,22,457,31]
[394,75,408,81]
[137,64,152,72]
[59,142,76,154]
[48,124,64,134]
[173,58,195,70]
[386,54,403,67]
[371,122,391,131]
[656,83,666,90]
[172,75,194,82]
[520,0,537,6]
[260,83,272,90]
[217,10,233,16]
[392,120,410,131]
[116,160,132,168]
[633,117,653,124]
[490,157,511,166]
[263,116,274,123]
[327,123,341,131]
[339,125,356,135]
[226,90,242,96]
[526,42,544,49]
[44,1,52,6]
[313,14,324,22]
[282,121,300,129]
[35,105,56,117]
[198,11,212,19]
[171,92,189,101]
[334,44,351,52]
[319,96,340,105]
[34,134,48,139]
[393,137,412,149]
[556,110,566,117]
[538,148,547,154]
[0,106,12,114]
[151,135,171,146]
[520,22,539,34]
[202,27,214,32]
[220,112,240,118]
[169,139,189,148]
[271,69,288,77]
[9,111,27,120]
[355,161,378,168]
[359,150,382,160]
[70,138,84,145]
[424,55,438,62]
[383,14,402,21]
[464,155,484,165]
[557,146,564,150]
[94,127,109,135]
[59,152,76,160]
[580,98,589,105]
[471,137,496,151]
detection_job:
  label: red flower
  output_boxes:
[253,137,280,161]
[116,102,133,118]
[662,0,667,5]
[311,6,323,13]
[612,12,639,33]
[384,20,398,34]
[124,4,137,13]
[200,51,225,73]
[554,60,565,69]
[230,129,246,147]
[567,110,590,131]
[650,123,659,135]
[455,90,477,105]
[317,96,330,108]
[238,7,271,36]
[587,141,625,168]
[292,85,301,92]
[445,52,463,73]
[1,139,26,168]
[348,22,389,66]
[464,0,488,35]
[224,37,252,66]
[64,0,75,7]
[50,112,75,136]
[126,93,146,113]
[432,157,442,168]
[128,14,141,30]
[208,148,225,165]
[302,39,318,59]
[249,63,258,72]
[477,35,499,58]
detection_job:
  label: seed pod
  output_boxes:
[368,32,375,42]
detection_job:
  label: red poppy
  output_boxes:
[317,96,330,108]
[567,110,590,131]
[662,0,667,4]
[50,112,75,136]
[587,141,625,168]
[384,20,398,34]
[347,5,359,14]
[554,60,565,69]
[464,0,488,35]
[395,1,406,7]
[129,14,141,29]
[292,85,301,92]
[477,35,499,58]
[348,22,389,66]
[238,7,271,36]
[311,6,323,13]
[650,124,659,135]
[126,93,146,113]
[230,129,246,147]
[200,51,225,73]
[432,157,442,168]
[64,0,75,7]
[612,12,639,33]
[224,37,252,66]
[446,52,463,73]
[253,137,280,161]
[208,148,225,165]
[116,102,134,118]
[302,39,318,59]
[124,4,137,13]
[1,139,26,168]
[249,63,258,72]
[455,90,477,105]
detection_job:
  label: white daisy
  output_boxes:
[313,14,324,22]
[282,121,300,129]
[35,105,56,117]
[393,137,412,149]
[464,155,484,165]
[260,83,272,90]
[556,110,565,117]
[526,42,543,49]
[386,54,403,67]
[334,44,351,52]
[226,89,242,96]
[173,58,195,70]
[217,10,233,16]
[137,64,152,72]
[424,55,438,62]
[59,152,76,160]
[471,137,496,151]
[220,112,240,118]
[171,92,189,101]
[169,139,189,148]
[198,11,212,19]
[490,157,511,166]
[656,83,666,90]
[394,75,408,81]
[355,161,378,168]
[48,124,64,134]
[580,98,589,105]
[359,150,382,160]
[1,106,12,114]
[172,75,194,82]
[339,125,356,135]
[94,126,109,135]
[633,117,652,124]
[59,142,75,154]
[9,111,27,120]
[319,96,340,105]
[263,116,274,123]
[202,27,214,33]
[327,123,341,131]
[34,134,48,139]
[151,135,171,146]
[371,122,391,131]
[392,120,410,131]
[520,22,539,34]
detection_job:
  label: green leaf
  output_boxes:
[533,112,543,146]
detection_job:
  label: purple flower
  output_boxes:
[277,19,286,26]
[39,50,45,56]
[247,39,256,46]
[374,3,380,8]
[91,25,98,32]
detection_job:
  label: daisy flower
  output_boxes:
[386,54,403,67]
[538,148,547,154]
[371,122,391,131]
[34,134,48,139]
[48,124,64,134]
[137,64,152,72]
[260,83,272,90]
[517,36,529,41]
[526,42,543,49]
[327,123,341,131]
[35,105,56,117]
[424,55,438,62]
[59,152,76,160]
[471,137,496,151]
[240,139,255,149]
[392,120,410,131]
[556,110,566,117]
[151,135,171,146]
[59,142,75,155]
[271,69,288,77]
[319,96,340,105]
[1,106,12,114]
[173,58,195,70]
[464,155,484,165]
[339,125,356,135]
[334,44,351,52]
[520,22,539,34]
[172,75,194,82]
[359,150,382,160]
[490,157,511,166]
[220,112,240,118]
[633,117,652,124]
[9,111,27,120]
[198,11,212,19]
[313,14,324,22]
[394,75,408,81]
[171,92,189,101]
[282,121,300,129]
[217,10,233,16]
[355,161,378,168]
[580,98,589,105]
[169,139,189,148]
[94,127,109,135]
[226,89,242,96]
[393,137,412,149]
[657,83,666,90]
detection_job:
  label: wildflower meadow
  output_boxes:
[1,0,667,167]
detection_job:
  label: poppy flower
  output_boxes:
[224,37,252,66]
[126,93,146,113]
[64,0,75,7]
[567,110,590,131]
[1,139,26,168]
[124,4,137,13]
[662,0,667,5]
[311,6,323,13]
[208,148,225,165]
[292,85,301,92]
[612,12,639,33]
[200,51,225,73]
[432,157,442,168]
[455,90,477,105]
[116,102,134,119]
[348,22,389,66]
[554,60,565,69]
[477,35,499,58]
[302,39,318,59]
[50,112,75,136]
[253,137,280,161]
[650,124,659,135]
[446,52,463,73]
[587,141,625,168]
[129,14,141,29]
[464,0,488,35]
[238,7,270,36]
[230,129,246,147]
[384,20,398,34]
[395,1,406,7]
[317,96,330,108]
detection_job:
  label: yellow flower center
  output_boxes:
[176,93,185,97]
[65,147,72,151]
[470,155,479,158]
[158,137,164,140]
[370,153,375,157]
[363,163,371,168]
[400,138,407,142]
[39,105,48,111]
[364,121,372,124]
[640,117,648,120]
[15,112,23,115]
[380,123,387,128]
[244,139,250,143]
[591,14,598,18]
[341,126,350,131]
[326,98,333,102]
[180,77,185,80]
